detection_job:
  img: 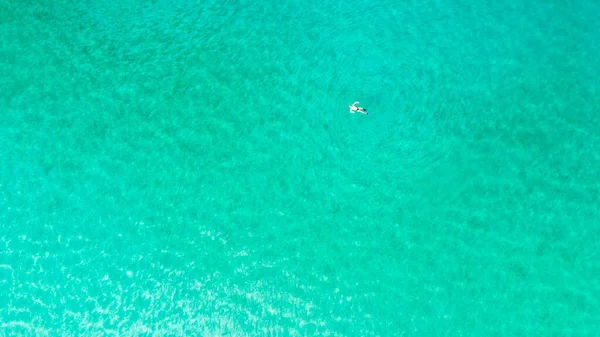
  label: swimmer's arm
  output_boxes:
[352,101,359,106]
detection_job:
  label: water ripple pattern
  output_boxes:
[1,0,599,336]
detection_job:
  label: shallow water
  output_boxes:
[1,0,599,335]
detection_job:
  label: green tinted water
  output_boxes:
[1,0,599,335]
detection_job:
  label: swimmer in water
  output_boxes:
[349,101,368,115]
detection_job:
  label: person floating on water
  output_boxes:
[349,101,368,115]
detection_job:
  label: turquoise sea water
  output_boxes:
[1,0,599,335]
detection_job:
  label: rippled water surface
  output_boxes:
[1,0,599,335]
